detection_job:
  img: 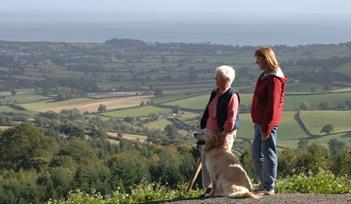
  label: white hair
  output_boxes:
[215,65,235,85]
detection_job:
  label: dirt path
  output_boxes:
[156,193,351,204]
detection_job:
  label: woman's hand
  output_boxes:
[260,131,270,140]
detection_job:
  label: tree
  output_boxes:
[88,127,107,139]
[0,123,57,171]
[107,151,150,190]
[164,125,179,144]
[10,89,17,96]
[60,109,82,120]
[123,116,134,123]
[97,104,107,113]
[57,140,98,166]
[154,88,163,96]
[59,124,84,139]
[297,137,309,149]
[318,102,329,110]
[299,101,310,110]
[328,139,346,155]
[172,106,180,114]
[149,147,184,187]
[320,124,334,135]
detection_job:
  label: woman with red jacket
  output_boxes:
[251,47,287,195]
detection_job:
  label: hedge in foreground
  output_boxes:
[49,172,351,204]
[276,171,351,194]
[48,182,203,204]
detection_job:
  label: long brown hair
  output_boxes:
[255,47,279,71]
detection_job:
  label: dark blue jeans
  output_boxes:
[252,124,278,189]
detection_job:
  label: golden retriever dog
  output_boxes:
[194,130,260,199]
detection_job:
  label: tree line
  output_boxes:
[0,119,350,203]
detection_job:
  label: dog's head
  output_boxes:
[194,129,228,151]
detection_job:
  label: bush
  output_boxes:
[48,182,203,204]
[276,171,351,194]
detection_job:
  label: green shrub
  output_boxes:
[276,171,351,194]
[48,182,203,204]
[48,189,105,204]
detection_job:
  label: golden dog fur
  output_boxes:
[195,130,260,199]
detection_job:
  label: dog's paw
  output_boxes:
[205,192,213,198]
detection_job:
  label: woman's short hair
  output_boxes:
[255,47,279,71]
[215,65,235,85]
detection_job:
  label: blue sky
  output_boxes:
[1,0,350,44]
[2,0,350,17]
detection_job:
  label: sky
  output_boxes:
[2,0,350,17]
[1,0,350,45]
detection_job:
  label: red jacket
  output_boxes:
[251,70,287,134]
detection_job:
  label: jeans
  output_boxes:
[252,124,278,189]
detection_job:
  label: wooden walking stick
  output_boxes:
[186,157,202,192]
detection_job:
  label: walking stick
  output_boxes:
[186,157,202,192]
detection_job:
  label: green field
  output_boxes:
[178,111,200,122]
[163,91,351,111]
[102,105,171,118]
[286,82,325,93]
[162,93,253,110]
[20,98,92,112]
[0,105,19,113]
[308,132,351,145]
[334,62,351,77]
[300,110,351,135]
[235,112,309,141]
[144,119,172,130]
[284,92,351,110]
[151,94,197,104]
[8,93,50,104]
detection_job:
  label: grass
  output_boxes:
[308,132,351,145]
[286,82,325,93]
[300,110,351,135]
[20,96,153,113]
[334,62,351,77]
[0,105,33,115]
[102,105,171,118]
[144,119,172,130]
[152,94,198,104]
[107,132,148,143]
[284,92,351,110]
[236,112,309,141]
[8,93,50,104]
[163,91,351,111]
[0,105,18,113]
[178,112,200,122]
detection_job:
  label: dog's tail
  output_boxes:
[244,191,261,199]
[228,191,261,199]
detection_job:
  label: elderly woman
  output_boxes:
[200,65,240,194]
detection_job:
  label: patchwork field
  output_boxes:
[235,111,309,141]
[102,105,170,118]
[163,91,351,111]
[20,95,153,113]
[107,132,147,143]
[299,110,351,135]
[8,93,50,104]
[144,119,172,130]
